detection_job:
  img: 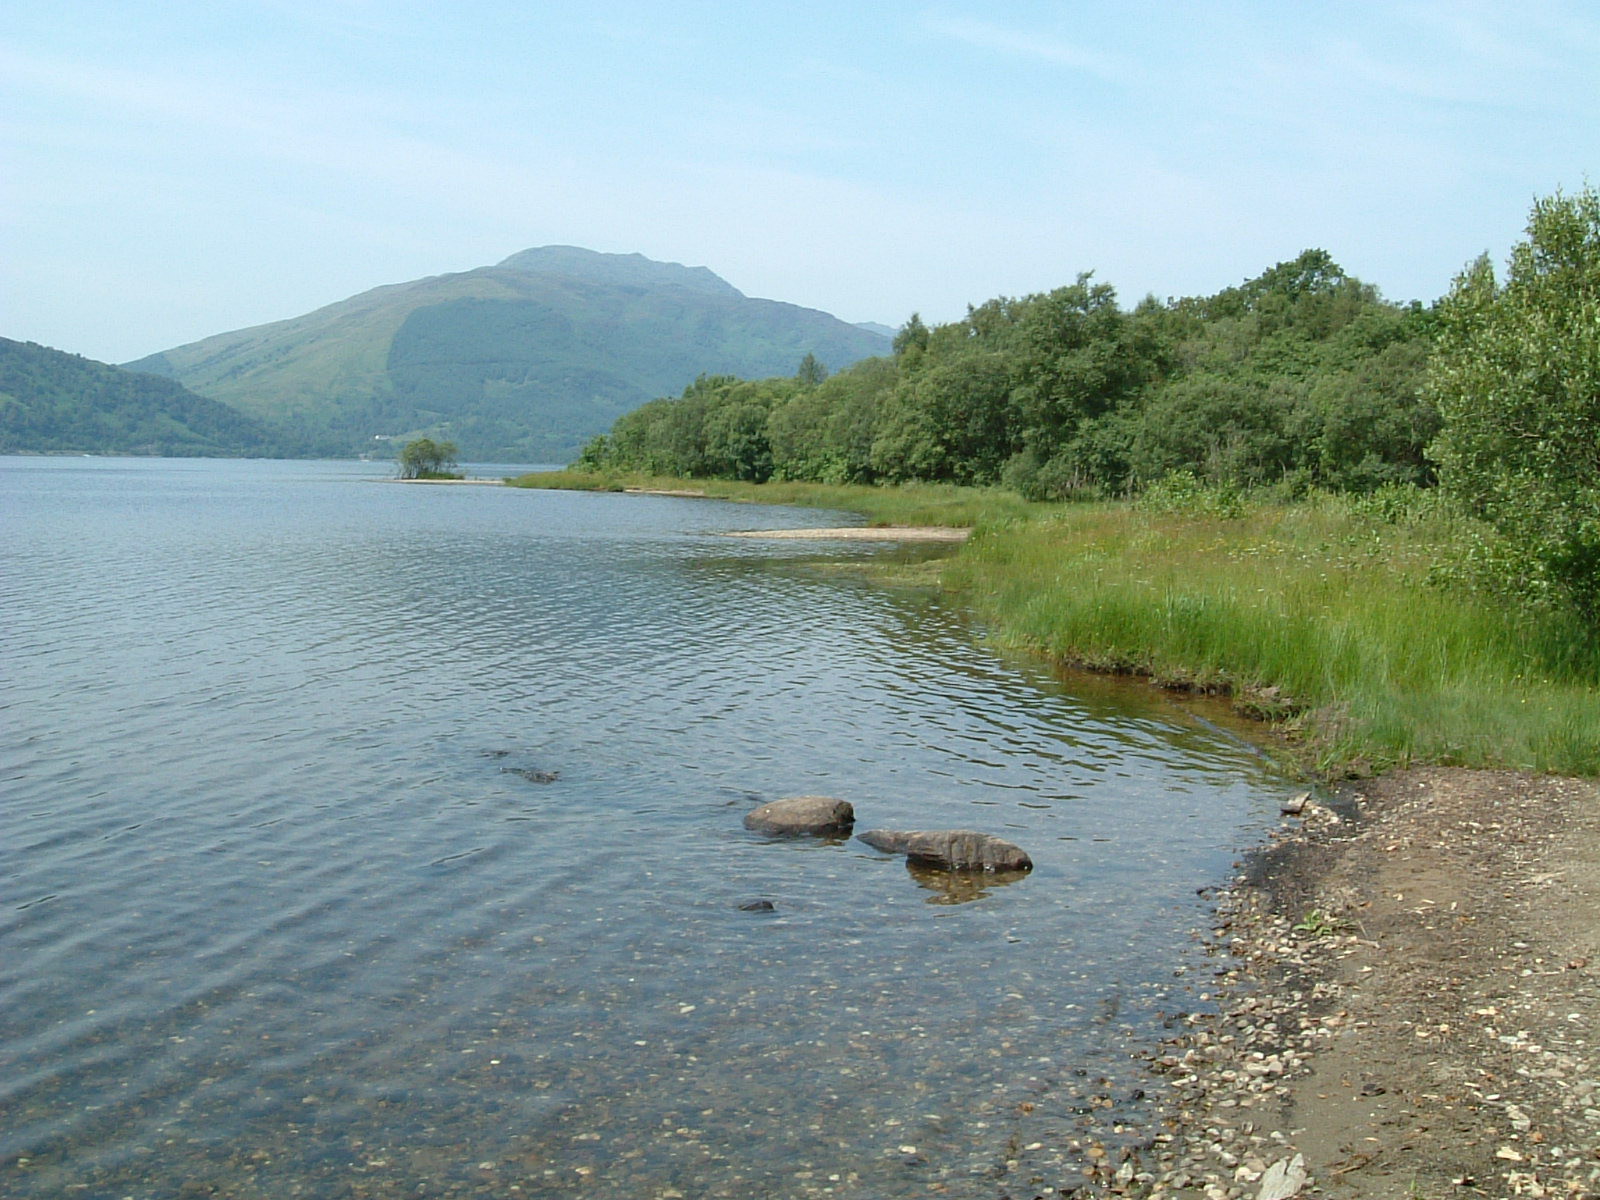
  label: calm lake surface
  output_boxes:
[2,457,1294,1199]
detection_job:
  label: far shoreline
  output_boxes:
[396,477,968,539]
[388,476,508,485]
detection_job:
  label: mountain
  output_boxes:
[0,337,284,457]
[853,321,898,340]
[126,248,892,462]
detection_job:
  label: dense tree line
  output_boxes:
[575,249,1439,498]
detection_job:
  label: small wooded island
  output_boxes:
[394,437,462,480]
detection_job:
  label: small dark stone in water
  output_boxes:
[737,899,776,912]
[502,767,559,784]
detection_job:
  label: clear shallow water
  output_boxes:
[1,457,1293,1199]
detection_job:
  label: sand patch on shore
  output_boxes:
[723,526,969,542]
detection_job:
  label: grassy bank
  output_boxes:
[953,495,1600,777]
[508,471,1600,777]
[505,469,1041,528]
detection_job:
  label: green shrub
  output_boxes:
[1135,470,1248,518]
[1427,186,1600,618]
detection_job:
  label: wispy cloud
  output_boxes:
[1405,0,1573,75]
[5,3,1595,361]
[922,14,1133,85]
[0,40,536,193]
[244,0,428,40]
[0,41,386,141]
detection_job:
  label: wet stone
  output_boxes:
[857,829,1033,873]
[743,796,855,836]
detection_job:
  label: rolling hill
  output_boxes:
[126,248,892,462]
[0,337,285,457]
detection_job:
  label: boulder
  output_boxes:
[743,796,855,836]
[857,829,1032,872]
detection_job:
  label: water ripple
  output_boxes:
[0,457,1293,1199]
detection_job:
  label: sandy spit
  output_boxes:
[388,477,507,485]
[722,526,970,542]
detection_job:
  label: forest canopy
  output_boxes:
[0,336,286,457]
[573,186,1600,622]
[574,248,1440,500]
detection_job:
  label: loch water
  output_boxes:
[2,457,1295,1199]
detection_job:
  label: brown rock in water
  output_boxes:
[501,767,560,784]
[743,796,855,836]
[857,829,1032,872]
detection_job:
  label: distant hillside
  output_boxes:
[853,321,898,340]
[127,247,892,462]
[0,337,283,457]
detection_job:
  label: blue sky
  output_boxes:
[4,1,1597,363]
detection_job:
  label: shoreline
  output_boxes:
[388,476,508,485]
[724,525,970,542]
[1102,766,1600,1199]
[665,464,1600,1193]
[469,471,1600,1194]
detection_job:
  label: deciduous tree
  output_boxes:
[1427,186,1600,615]
[397,437,460,479]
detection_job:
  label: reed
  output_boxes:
[946,495,1600,776]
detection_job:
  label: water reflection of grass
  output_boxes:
[506,470,1039,528]
[511,471,1600,778]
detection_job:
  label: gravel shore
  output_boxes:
[1067,767,1600,1200]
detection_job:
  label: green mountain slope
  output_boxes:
[0,337,283,456]
[127,248,891,461]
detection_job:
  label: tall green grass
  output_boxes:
[947,495,1600,776]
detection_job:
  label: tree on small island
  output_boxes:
[396,437,462,480]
